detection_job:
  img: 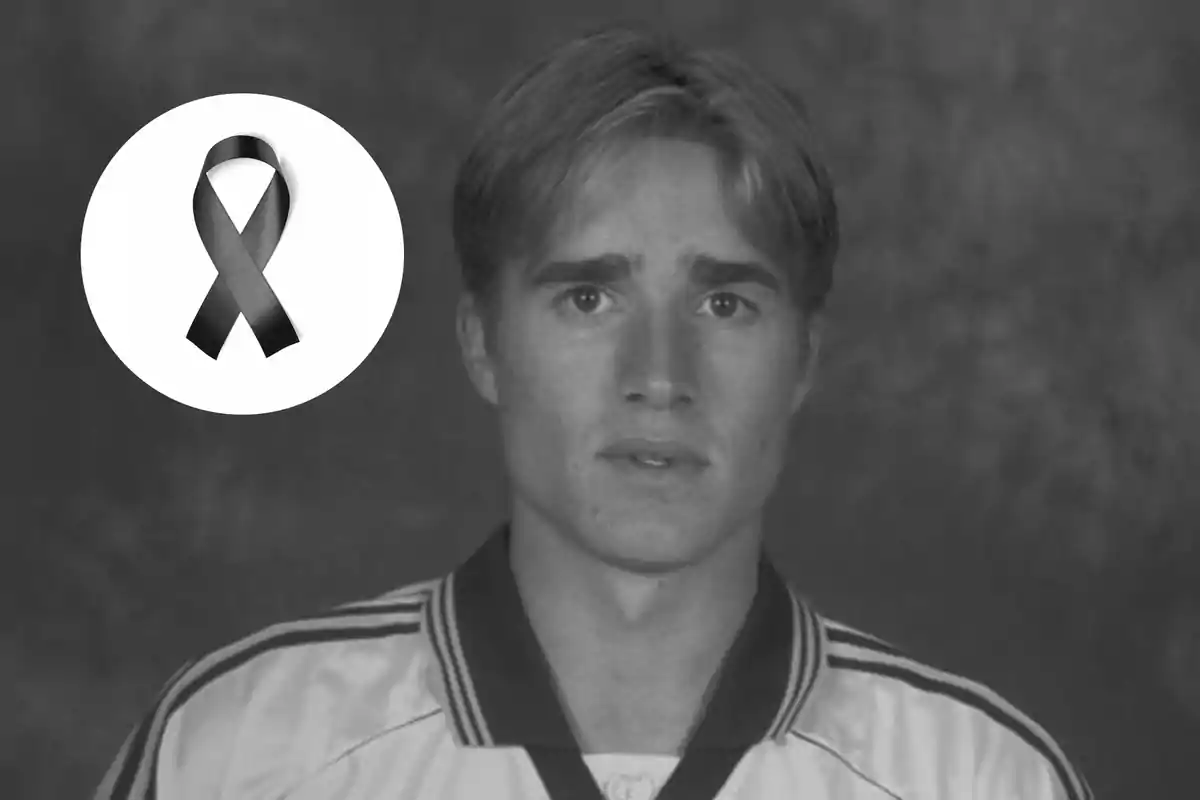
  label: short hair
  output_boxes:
[452,25,839,319]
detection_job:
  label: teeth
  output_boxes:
[630,454,671,467]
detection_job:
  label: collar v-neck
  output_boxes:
[422,522,827,752]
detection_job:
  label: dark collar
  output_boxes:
[423,523,827,750]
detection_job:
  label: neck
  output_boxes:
[508,505,762,755]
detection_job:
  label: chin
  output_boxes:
[579,512,723,575]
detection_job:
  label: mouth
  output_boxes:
[597,439,709,472]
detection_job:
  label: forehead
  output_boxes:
[575,137,724,202]
[548,137,757,258]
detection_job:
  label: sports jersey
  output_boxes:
[95,523,1092,799]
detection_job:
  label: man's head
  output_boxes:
[453,26,839,575]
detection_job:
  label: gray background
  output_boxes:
[3,0,1198,797]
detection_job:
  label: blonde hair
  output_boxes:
[452,25,839,317]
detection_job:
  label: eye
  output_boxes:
[556,285,614,316]
[700,292,757,320]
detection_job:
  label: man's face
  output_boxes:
[459,137,819,574]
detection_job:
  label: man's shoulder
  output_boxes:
[174,575,440,705]
[97,577,443,799]
[796,615,1092,800]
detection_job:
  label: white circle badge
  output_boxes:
[81,93,405,415]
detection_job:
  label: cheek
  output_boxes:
[495,321,608,450]
[714,355,797,462]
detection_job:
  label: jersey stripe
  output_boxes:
[107,601,425,799]
[786,599,825,732]
[108,654,203,798]
[332,579,440,611]
[824,623,904,656]
[425,575,483,747]
[310,598,431,619]
[826,638,1090,800]
[443,571,493,746]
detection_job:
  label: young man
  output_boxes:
[95,26,1092,800]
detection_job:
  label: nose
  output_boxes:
[616,305,699,410]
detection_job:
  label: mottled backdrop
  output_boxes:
[2,0,1198,797]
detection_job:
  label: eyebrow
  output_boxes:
[527,254,634,287]
[690,255,782,293]
[527,253,783,293]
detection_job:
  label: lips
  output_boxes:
[598,438,709,469]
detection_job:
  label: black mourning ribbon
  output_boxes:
[187,135,300,359]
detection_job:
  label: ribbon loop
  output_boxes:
[187,135,299,359]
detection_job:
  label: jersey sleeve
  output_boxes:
[90,647,300,800]
[92,722,143,800]
[91,657,262,800]
[975,719,1093,800]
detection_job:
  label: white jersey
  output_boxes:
[95,525,1091,800]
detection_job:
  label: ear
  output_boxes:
[456,292,499,406]
[790,312,823,414]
